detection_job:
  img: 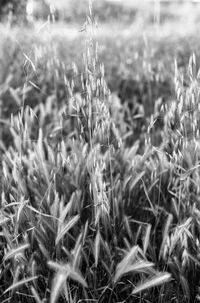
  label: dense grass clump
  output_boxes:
[2,3,200,303]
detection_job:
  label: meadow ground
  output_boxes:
[1,1,200,302]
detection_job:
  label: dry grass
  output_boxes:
[1,2,200,303]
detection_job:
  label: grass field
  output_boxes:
[1,1,200,302]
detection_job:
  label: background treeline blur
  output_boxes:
[1,0,200,26]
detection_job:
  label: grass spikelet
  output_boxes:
[56,215,79,245]
[50,269,68,303]
[114,245,139,283]
[132,272,171,295]
[4,243,30,261]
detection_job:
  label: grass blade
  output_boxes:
[3,276,38,294]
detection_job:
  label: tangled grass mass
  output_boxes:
[1,1,200,302]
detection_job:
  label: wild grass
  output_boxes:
[1,2,200,303]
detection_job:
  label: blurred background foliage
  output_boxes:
[1,0,200,145]
[1,0,200,26]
